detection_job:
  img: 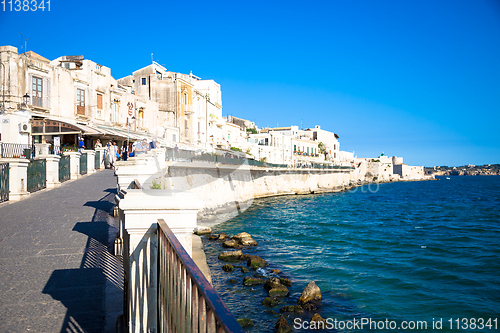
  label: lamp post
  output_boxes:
[21,93,32,157]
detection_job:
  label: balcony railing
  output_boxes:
[0,143,30,158]
[31,96,50,110]
[158,219,244,333]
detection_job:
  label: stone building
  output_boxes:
[117,64,222,148]
[0,45,159,152]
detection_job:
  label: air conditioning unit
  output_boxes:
[19,122,31,133]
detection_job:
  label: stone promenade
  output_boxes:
[0,169,123,333]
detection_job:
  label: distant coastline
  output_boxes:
[425,164,500,176]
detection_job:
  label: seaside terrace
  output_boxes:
[0,143,354,332]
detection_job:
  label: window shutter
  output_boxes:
[97,94,103,109]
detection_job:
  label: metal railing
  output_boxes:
[80,153,87,175]
[95,151,101,170]
[0,163,9,203]
[59,155,70,182]
[0,143,30,158]
[158,219,244,333]
[27,159,46,193]
[164,148,289,169]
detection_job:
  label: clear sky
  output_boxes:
[1,0,499,166]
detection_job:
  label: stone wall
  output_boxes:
[115,155,352,221]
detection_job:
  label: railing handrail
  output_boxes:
[158,219,244,333]
[163,147,353,170]
[0,142,30,158]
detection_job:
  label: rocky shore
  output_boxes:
[200,230,330,332]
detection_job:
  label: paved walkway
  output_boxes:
[0,169,123,333]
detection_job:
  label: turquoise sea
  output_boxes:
[202,176,500,332]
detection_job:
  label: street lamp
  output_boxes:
[22,93,30,108]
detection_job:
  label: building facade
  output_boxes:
[0,45,160,153]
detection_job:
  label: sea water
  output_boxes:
[202,176,500,332]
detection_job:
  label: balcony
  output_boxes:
[30,96,50,112]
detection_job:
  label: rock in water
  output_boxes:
[237,318,254,328]
[275,316,293,333]
[262,297,280,307]
[310,313,326,329]
[269,285,289,297]
[194,226,212,235]
[311,313,325,323]
[240,237,257,246]
[247,256,268,269]
[298,281,322,304]
[232,232,258,246]
[208,234,218,241]
[302,303,318,311]
[243,277,266,286]
[264,277,282,290]
[280,305,304,314]
[217,232,230,241]
[279,278,292,287]
[232,232,252,240]
[222,239,241,248]
[218,250,242,262]
[222,264,234,272]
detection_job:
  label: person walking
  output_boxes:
[108,141,118,169]
[135,138,149,155]
[121,143,128,161]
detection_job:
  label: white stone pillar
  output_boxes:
[38,154,61,189]
[0,158,30,201]
[83,149,96,174]
[34,143,50,157]
[119,189,202,333]
[95,147,106,169]
[150,148,166,162]
[65,152,81,180]
[115,155,165,192]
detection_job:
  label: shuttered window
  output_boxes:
[32,76,43,107]
[77,89,85,115]
[97,93,103,110]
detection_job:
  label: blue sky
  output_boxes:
[1,0,499,166]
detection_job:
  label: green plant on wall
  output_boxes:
[246,128,257,134]
[152,179,162,189]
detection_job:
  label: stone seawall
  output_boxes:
[114,155,353,222]
[162,163,352,221]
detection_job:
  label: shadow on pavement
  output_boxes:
[42,191,123,333]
